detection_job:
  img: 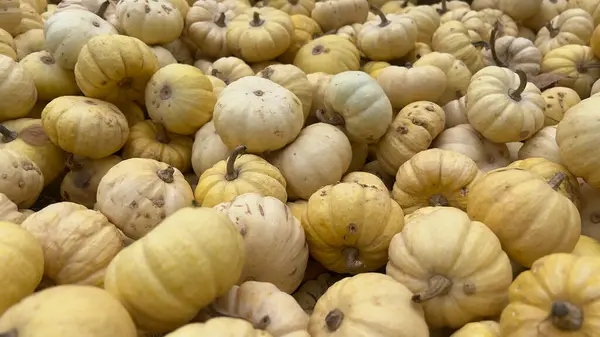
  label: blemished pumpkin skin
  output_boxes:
[0,28,16,60]
[482,34,542,77]
[0,55,37,122]
[387,206,512,328]
[376,101,446,176]
[195,145,288,207]
[60,155,122,209]
[376,65,447,109]
[226,7,293,63]
[541,86,581,125]
[467,168,581,267]
[116,0,183,45]
[0,285,138,337]
[104,207,246,333]
[535,9,595,56]
[185,0,234,59]
[293,35,360,75]
[571,235,600,256]
[431,20,485,75]
[518,126,562,164]
[580,181,600,241]
[21,201,123,286]
[214,193,309,294]
[0,148,43,209]
[191,120,229,177]
[267,123,352,200]
[74,34,159,104]
[165,318,272,337]
[277,14,322,64]
[211,281,310,337]
[301,180,404,274]
[500,253,600,336]
[356,9,417,61]
[0,221,44,316]
[450,321,500,337]
[556,96,600,188]
[96,158,194,240]
[0,118,66,186]
[257,64,313,120]
[310,0,368,33]
[0,193,30,224]
[19,51,81,101]
[466,66,545,143]
[145,64,216,136]
[208,56,254,85]
[391,149,482,215]
[413,52,472,105]
[293,273,343,315]
[122,121,193,173]
[0,0,21,36]
[540,45,600,99]
[308,273,429,337]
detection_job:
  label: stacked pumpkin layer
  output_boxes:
[1,0,600,336]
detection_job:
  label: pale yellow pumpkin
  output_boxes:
[13,28,44,60]
[206,75,227,97]
[540,44,600,99]
[293,35,360,75]
[162,37,195,64]
[413,51,472,105]
[0,54,37,122]
[377,65,447,109]
[567,0,600,26]
[150,46,177,68]
[571,235,600,256]
[442,95,468,128]
[450,321,500,337]
[402,41,433,63]
[208,56,254,84]
[431,20,485,74]
[403,5,440,45]
[114,100,146,128]
[524,0,569,32]
[0,148,43,208]
[310,0,368,33]
[116,0,183,45]
[185,0,234,59]
[257,64,312,120]
[0,193,30,224]
[191,120,229,177]
[580,181,600,241]
[305,72,332,122]
[356,9,417,61]
[541,86,581,125]
[14,3,43,35]
[19,50,80,101]
[0,28,16,60]
[361,60,390,79]
[518,125,562,164]
[165,318,271,337]
[277,14,322,64]
[439,8,491,42]
[0,0,22,36]
[535,8,594,56]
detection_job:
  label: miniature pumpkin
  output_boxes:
[482,29,542,76]
[165,318,271,337]
[541,86,581,125]
[191,121,229,177]
[450,321,500,337]
[310,0,368,33]
[208,56,254,84]
[413,51,472,105]
[104,207,245,333]
[162,37,195,64]
[431,20,485,74]
[524,0,569,32]
[518,125,562,164]
[0,0,22,36]
[571,235,600,256]
[293,273,342,314]
[356,8,417,61]
[0,193,30,224]
[439,8,490,42]
[442,95,468,128]
[13,28,44,61]
[207,75,226,97]
[580,181,600,240]
[14,3,43,36]
[185,0,234,59]
[540,44,600,99]
[535,8,594,56]
[376,64,447,109]
[0,29,16,60]
[266,0,314,16]
[361,60,390,79]
[0,148,43,208]
[403,41,433,63]
[403,5,440,44]
[150,46,177,68]
[257,64,313,120]
[0,55,37,122]
[19,50,81,101]
[293,35,360,75]
[277,14,322,64]
[116,0,183,45]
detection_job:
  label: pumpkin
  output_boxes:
[207,75,227,97]
[466,67,545,143]
[256,64,312,120]
[403,41,433,63]
[356,8,417,61]
[0,221,44,315]
[376,64,447,109]
[500,253,600,336]
[345,141,369,174]
[540,44,600,99]
[214,193,309,293]
[306,72,332,120]
[14,3,43,36]
[387,206,512,328]
[301,179,404,274]
[571,235,600,256]
[145,63,216,136]
[362,160,395,190]
[0,28,16,60]
[431,20,485,74]
[277,14,322,64]
[211,280,310,336]
[380,0,413,14]
[208,56,254,84]
[450,321,500,337]
[442,95,468,128]
[524,0,569,32]
[226,7,293,62]
[293,273,342,314]
[361,60,391,79]
[0,54,37,122]
[535,8,594,56]
[467,168,581,267]
[191,120,229,177]
[253,62,284,75]
[541,86,581,125]
[482,28,542,76]
[506,142,523,162]
[114,100,146,128]
[115,0,183,45]
[150,46,178,68]
[403,5,440,45]
[413,51,472,105]
[518,25,537,42]
[556,95,600,188]
[308,273,429,337]
[74,34,159,103]
[185,0,233,59]
[518,125,563,164]
[21,201,123,286]
[0,148,43,208]
[0,0,21,36]
[376,101,446,176]
[341,171,389,193]
[104,207,245,333]
[19,50,81,101]
[0,285,138,337]
[165,318,272,337]
[162,37,195,64]
[13,28,44,61]
[439,8,490,42]
[44,8,118,70]
[194,145,288,207]
[580,181,600,240]
[213,76,303,153]
[593,24,600,58]
[293,35,360,75]
[432,124,510,172]
[96,158,193,240]
[568,0,600,26]
[0,193,30,224]
[310,0,368,33]
[60,155,122,209]
[266,0,314,16]
[286,199,307,222]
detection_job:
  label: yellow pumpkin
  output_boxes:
[310,0,368,33]
[14,3,43,36]
[402,41,433,63]
[439,8,491,42]
[571,235,600,256]
[19,50,80,101]
[185,0,234,59]
[208,56,254,84]
[431,20,485,74]
[517,125,562,164]
[413,51,472,105]
[115,0,183,45]
[0,28,16,60]
[356,8,417,61]
[541,86,581,125]
[540,44,600,99]
[0,148,43,208]
[0,54,37,122]
[592,24,600,59]
[403,5,440,45]
[113,100,146,128]
[361,60,391,79]
[377,64,447,109]
[0,0,22,36]
[256,64,313,120]
[165,318,272,337]
[293,35,360,75]
[277,14,322,64]
[13,28,44,61]
[450,321,500,337]
[535,8,594,56]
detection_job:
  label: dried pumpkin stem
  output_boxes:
[96,0,110,18]
[315,109,345,126]
[157,166,175,183]
[0,329,18,337]
[155,123,171,144]
[254,315,271,330]
[225,145,247,181]
[404,61,413,68]
[548,172,566,190]
[250,11,264,27]
[429,194,449,206]
[0,125,17,142]
[215,12,227,28]
[436,0,447,14]
[578,63,600,71]
[471,41,489,49]
[411,275,453,303]
[509,69,528,101]
[490,22,506,68]
[342,247,364,270]
[551,301,583,331]
[324,308,344,332]
[545,22,559,38]
[370,5,390,27]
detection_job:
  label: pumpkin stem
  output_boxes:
[0,125,17,143]
[550,301,583,331]
[254,315,271,330]
[411,275,453,303]
[436,0,447,15]
[544,21,559,38]
[155,123,171,144]
[342,247,364,270]
[250,11,264,27]
[370,5,390,28]
[490,21,506,68]
[471,41,489,49]
[548,172,566,190]
[429,194,449,206]
[324,309,344,332]
[508,69,528,101]
[225,145,247,181]
[288,0,299,5]
[215,12,227,28]
[315,109,345,126]
[404,61,413,68]
[577,63,600,72]
[96,0,110,18]
[65,153,84,171]
[157,166,175,183]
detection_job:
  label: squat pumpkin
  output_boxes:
[0,55,37,122]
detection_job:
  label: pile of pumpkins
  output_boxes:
[2,0,600,334]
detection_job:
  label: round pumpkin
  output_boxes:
[0,148,43,208]
[518,126,562,166]
[442,95,468,128]
[186,0,234,59]
[482,32,542,76]
[310,0,368,33]
[431,20,485,74]
[150,45,177,68]
[534,8,594,56]
[256,64,313,120]
[356,9,417,61]
[165,317,272,337]
[571,235,600,256]
[540,44,600,99]
[115,0,184,45]
[277,14,322,64]
[0,54,37,122]
[19,50,81,101]
[413,51,472,106]
[293,35,360,75]
[541,86,581,125]
[208,56,254,85]
[0,0,22,36]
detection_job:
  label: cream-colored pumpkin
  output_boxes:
[306,72,332,123]
[498,0,542,21]
[214,193,309,294]
[517,126,561,165]
[483,33,542,76]
[403,41,433,64]
[185,0,234,59]
[206,75,226,98]
[256,64,312,120]
[524,0,569,32]
[451,321,500,337]
[439,8,491,42]
[0,193,30,224]
[0,148,43,208]
[356,9,417,61]
[377,65,447,109]
[165,318,271,337]
[580,181,600,241]
[150,46,177,68]
[162,37,195,64]
[19,50,80,101]
[540,44,600,99]
[0,0,22,36]
[293,35,360,75]
[535,8,594,56]
[413,51,472,105]
[13,28,44,60]
[116,0,183,45]
[208,56,253,84]
[403,5,440,45]
[14,3,43,36]
[541,86,581,125]
[310,0,368,33]
[431,20,485,74]
[442,95,467,128]
[191,120,229,177]
[0,28,16,60]
[0,54,37,122]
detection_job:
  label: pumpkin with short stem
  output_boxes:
[19,51,80,101]
[293,35,360,75]
[310,0,368,33]
[150,46,177,68]
[500,253,600,336]
[191,121,229,177]
[0,55,37,122]
[413,51,472,105]
[377,64,447,109]
[467,168,581,267]
[540,44,600,99]
[482,25,542,76]
[376,101,446,176]
[308,273,429,337]
[380,0,414,14]
[0,193,29,224]
[301,180,404,274]
[518,126,562,164]
[524,0,569,32]
[165,318,271,337]
[541,86,581,125]
[104,207,245,333]
[257,64,313,120]
[60,155,122,209]
[535,8,594,56]
[431,20,485,74]
[214,193,309,294]
[442,95,467,128]
[116,0,183,45]
[277,14,322,64]
[293,273,342,314]
[580,181,600,240]
[185,0,234,59]
[208,56,254,85]
[387,206,512,328]
[356,8,417,61]
[195,145,288,207]
[450,321,500,337]
[571,235,600,256]
[96,158,194,240]
[0,148,43,208]
[466,67,545,143]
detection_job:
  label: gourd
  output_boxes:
[293,273,342,314]
[0,0,22,36]
[41,96,130,159]
[0,148,43,208]
[301,179,404,274]
[540,44,600,99]
[207,75,226,97]
[0,54,37,122]
[122,121,193,173]
[431,20,485,74]
[96,158,193,240]
[467,168,581,267]
[267,123,352,200]
[450,321,500,337]
[103,207,245,333]
[403,5,440,45]
[116,0,184,45]
[0,221,44,315]
[194,145,288,207]
[310,0,369,33]
[164,318,272,337]
[482,28,542,76]
[580,181,600,240]
[0,285,138,337]
[541,86,581,125]
[19,50,81,101]
[293,35,360,75]
[377,65,447,109]
[145,63,217,136]
[14,29,45,61]
[0,194,30,224]
[150,46,177,69]
[256,64,312,120]
[21,201,123,286]
[308,273,429,337]
[571,235,600,256]
[208,56,254,84]
[518,126,562,164]
[213,76,304,153]
[387,206,512,328]
[191,121,229,177]
[535,8,594,56]
[214,193,309,294]
[413,51,472,105]
[442,95,468,128]
[185,0,234,59]
[277,14,322,64]
[356,8,417,61]
[0,29,16,60]
[500,253,600,336]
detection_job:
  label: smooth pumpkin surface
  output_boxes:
[571,235,600,256]
[164,318,272,337]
